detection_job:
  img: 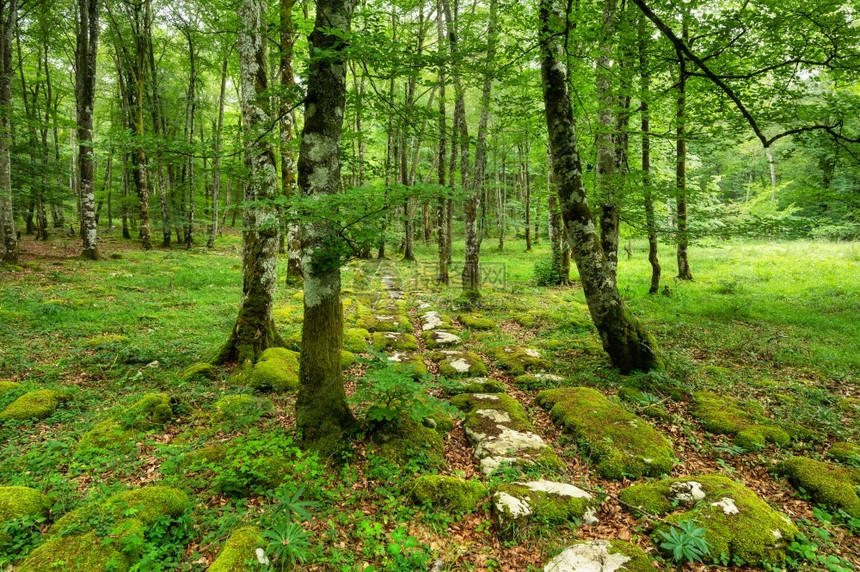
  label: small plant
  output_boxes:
[268,485,319,522]
[659,520,711,564]
[263,521,312,570]
[533,258,565,287]
[632,391,662,407]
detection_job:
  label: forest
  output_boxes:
[0,0,859,570]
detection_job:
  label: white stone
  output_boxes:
[472,394,499,401]
[493,491,533,523]
[524,348,541,358]
[476,409,512,423]
[432,331,462,345]
[582,508,599,526]
[543,541,630,572]
[476,428,547,459]
[772,529,782,539]
[711,497,739,515]
[670,481,707,504]
[422,311,444,330]
[387,352,404,363]
[532,374,564,382]
[255,548,270,565]
[448,358,472,372]
[520,481,592,499]
[480,456,513,475]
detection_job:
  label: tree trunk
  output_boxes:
[540,0,660,373]
[280,0,302,280]
[77,0,100,259]
[524,144,532,251]
[436,0,449,284]
[675,14,692,280]
[639,16,660,294]
[596,0,620,274]
[0,0,18,264]
[215,0,285,365]
[296,0,358,450]
[208,57,227,249]
[181,30,197,248]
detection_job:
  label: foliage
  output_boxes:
[659,520,711,564]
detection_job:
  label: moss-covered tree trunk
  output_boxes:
[435,5,449,285]
[540,0,660,374]
[596,0,620,275]
[76,0,99,259]
[295,0,357,450]
[280,0,302,281]
[214,0,283,367]
[0,0,17,265]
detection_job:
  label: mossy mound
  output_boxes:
[778,456,860,517]
[77,420,136,455]
[422,330,463,349]
[458,314,495,330]
[212,394,273,426]
[492,480,599,531]
[341,350,357,369]
[372,332,418,352]
[514,373,565,390]
[272,304,302,323]
[209,526,264,571]
[452,393,562,475]
[371,419,446,470]
[444,377,505,396]
[544,540,657,572]
[355,312,411,333]
[18,530,132,572]
[120,393,178,429]
[410,475,487,513]
[387,352,428,379]
[0,380,20,396]
[250,347,299,392]
[619,474,797,566]
[420,311,454,332]
[344,327,371,352]
[179,362,217,381]
[828,441,860,464]
[430,351,488,378]
[0,486,49,543]
[0,389,70,421]
[537,387,675,479]
[84,334,130,348]
[691,391,791,451]
[491,346,549,375]
[51,486,190,534]
[837,397,859,414]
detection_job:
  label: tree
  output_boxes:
[539,0,660,374]
[295,0,358,450]
[215,0,285,366]
[77,0,100,259]
[0,0,15,265]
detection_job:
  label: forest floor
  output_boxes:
[0,230,858,571]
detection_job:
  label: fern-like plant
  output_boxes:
[659,520,711,564]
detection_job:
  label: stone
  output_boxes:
[410,475,488,513]
[691,391,793,451]
[515,373,565,390]
[250,348,299,392]
[492,480,598,531]
[0,389,72,421]
[544,540,657,572]
[444,377,505,396]
[422,329,462,349]
[491,345,549,374]
[209,526,265,572]
[778,456,860,517]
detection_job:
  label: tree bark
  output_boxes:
[280,0,302,279]
[540,0,660,373]
[639,16,660,294]
[0,0,17,264]
[296,0,358,450]
[436,0,449,284]
[77,0,100,259]
[596,0,620,275]
[675,14,692,280]
[208,57,228,249]
[215,0,285,366]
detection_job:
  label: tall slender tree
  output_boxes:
[0,0,16,265]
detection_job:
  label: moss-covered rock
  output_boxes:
[212,394,273,426]
[209,526,265,571]
[828,441,860,464]
[0,486,49,543]
[420,311,454,332]
[51,486,190,535]
[84,334,130,348]
[0,380,20,397]
[422,330,463,349]
[179,362,217,381]
[837,397,859,414]
[430,350,488,378]
[344,327,371,353]
[537,387,674,479]
[691,391,791,451]
[356,312,411,333]
[387,352,428,379]
[249,347,299,392]
[619,474,797,566]
[778,456,860,517]
[371,419,446,470]
[0,389,71,421]
[452,393,562,475]
[544,540,657,572]
[372,332,419,352]
[444,377,505,396]
[617,387,671,421]
[492,480,599,531]
[77,420,136,455]
[18,530,132,572]
[458,314,495,330]
[410,475,487,513]
[514,373,565,390]
[120,393,178,429]
[491,346,549,375]
[341,350,356,369]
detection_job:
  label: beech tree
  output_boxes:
[77,0,100,259]
[0,0,15,265]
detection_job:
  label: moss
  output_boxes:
[537,387,675,479]
[285,330,302,351]
[491,346,549,375]
[179,362,217,381]
[778,456,860,517]
[410,475,487,513]
[494,481,598,528]
[249,348,299,392]
[513,314,536,328]
[828,441,860,464]
[422,330,463,349]
[356,312,411,333]
[691,391,791,451]
[444,377,506,396]
[0,380,20,396]
[837,397,859,413]
[18,530,132,572]
[84,334,130,348]
[620,474,797,565]
[0,486,49,543]
[458,314,495,330]
[51,486,190,535]
[212,394,273,426]
[617,387,671,421]
[371,332,418,352]
[387,352,428,379]
[0,389,70,421]
[514,373,565,390]
[341,350,356,369]
[372,419,446,470]
[344,327,371,352]
[452,393,534,434]
[272,305,302,322]
[433,351,488,378]
[77,420,136,454]
[209,526,264,572]
[120,393,177,429]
